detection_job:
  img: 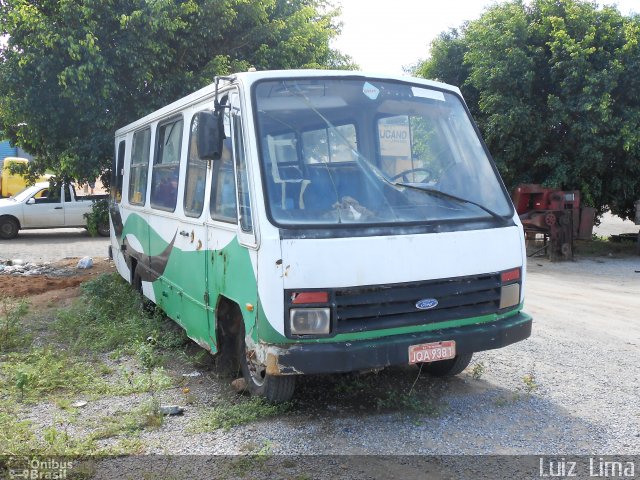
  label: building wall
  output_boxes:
[0,140,33,161]
[0,140,18,161]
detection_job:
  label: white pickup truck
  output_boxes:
[0,182,109,239]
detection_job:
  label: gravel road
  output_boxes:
[0,228,109,262]
[130,257,639,457]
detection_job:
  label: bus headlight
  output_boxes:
[499,284,520,309]
[289,308,330,335]
[499,267,521,309]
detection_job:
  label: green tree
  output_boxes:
[0,0,354,185]
[417,0,640,219]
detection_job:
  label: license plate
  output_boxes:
[408,340,456,364]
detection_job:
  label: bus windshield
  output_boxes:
[254,78,513,227]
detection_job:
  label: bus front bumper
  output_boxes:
[267,312,532,376]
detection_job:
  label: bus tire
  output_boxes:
[420,352,473,377]
[0,216,19,239]
[238,332,295,403]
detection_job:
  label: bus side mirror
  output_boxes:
[196,111,225,160]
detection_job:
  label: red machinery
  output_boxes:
[512,184,596,261]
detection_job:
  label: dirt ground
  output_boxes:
[0,258,114,301]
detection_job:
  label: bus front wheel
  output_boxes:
[238,335,295,403]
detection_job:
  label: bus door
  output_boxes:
[174,108,214,350]
[206,91,258,347]
[147,117,183,321]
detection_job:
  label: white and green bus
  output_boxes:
[109,70,532,402]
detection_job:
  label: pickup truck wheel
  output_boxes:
[0,217,19,239]
[97,223,110,237]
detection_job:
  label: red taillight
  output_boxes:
[501,268,521,283]
[291,292,329,304]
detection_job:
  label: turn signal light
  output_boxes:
[291,292,329,304]
[500,268,520,283]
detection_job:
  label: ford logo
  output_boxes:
[416,298,438,310]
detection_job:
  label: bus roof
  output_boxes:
[114,69,461,137]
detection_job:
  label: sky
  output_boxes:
[331,0,640,75]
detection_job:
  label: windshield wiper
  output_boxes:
[394,182,508,224]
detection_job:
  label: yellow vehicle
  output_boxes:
[0,157,49,197]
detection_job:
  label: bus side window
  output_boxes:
[233,113,253,233]
[184,113,207,218]
[151,116,183,212]
[210,138,237,223]
[128,128,151,206]
[112,141,125,202]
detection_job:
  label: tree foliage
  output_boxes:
[0,0,354,185]
[417,0,640,219]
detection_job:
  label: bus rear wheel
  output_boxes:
[419,352,473,377]
[238,333,295,403]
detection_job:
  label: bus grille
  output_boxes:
[334,273,503,334]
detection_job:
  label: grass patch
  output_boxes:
[98,366,174,396]
[314,370,443,416]
[0,408,147,456]
[0,348,105,403]
[0,297,30,352]
[470,362,485,380]
[0,347,174,403]
[191,397,291,432]
[574,236,638,257]
[374,390,441,415]
[0,272,185,456]
[53,273,188,356]
[89,398,164,440]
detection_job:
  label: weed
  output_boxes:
[493,395,512,407]
[96,366,174,396]
[135,340,163,372]
[375,390,440,416]
[191,397,291,432]
[256,439,273,456]
[0,409,35,455]
[0,297,30,352]
[224,441,275,477]
[521,373,538,395]
[0,348,173,403]
[494,368,539,407]
[333,375,373,395]
[0,410,98,456]
[84,198,109,237]
[574,236,637,257]
[90,399,163,441]
[54,398,73,410]
[14,370,32,402]
[470,362,485,380]
[0,349,102,403]
[180,348,212,369]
